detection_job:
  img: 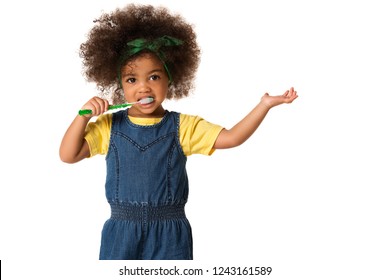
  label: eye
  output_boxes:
[149,74,160,81]
[126,77,136,84]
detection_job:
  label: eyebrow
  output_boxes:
[122,68,165,78]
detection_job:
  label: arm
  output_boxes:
[213,87,298,149]
[59,97,109,163]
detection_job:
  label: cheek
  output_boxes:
[158,86,169,98]
[123,88,135,100]
[158,81,169,93]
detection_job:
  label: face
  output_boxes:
[120,53,169,118]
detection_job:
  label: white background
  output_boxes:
[1,0,389,279]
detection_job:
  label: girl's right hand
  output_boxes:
[80,96,109,117]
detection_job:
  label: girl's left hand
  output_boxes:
[260,87,298,109]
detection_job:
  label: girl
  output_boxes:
[60,4,298,260]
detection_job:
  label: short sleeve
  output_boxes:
[179,114,224,156]
[84,114,112,157]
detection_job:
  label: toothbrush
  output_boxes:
[78,97,154,116]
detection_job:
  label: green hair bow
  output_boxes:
[118,35,183,85]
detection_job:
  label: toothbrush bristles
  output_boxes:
[139,97,154,104]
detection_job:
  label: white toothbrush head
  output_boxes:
[138,97,154,104]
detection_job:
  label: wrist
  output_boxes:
[76,114,92,121]
[258,100,272,110]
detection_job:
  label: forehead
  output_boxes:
[123,53,164,72]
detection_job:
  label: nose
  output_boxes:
[137,79,151,93]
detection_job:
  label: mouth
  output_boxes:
[137,96,155,105]
[137,96,154,102]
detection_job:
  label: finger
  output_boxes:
[97,98,110,113]
[288,93,298,103]
[89,103,98,116]
[286,87,295,98]
[96,98,106,114]
[103,99,109,112]
[94,97,109,115]
[90,98,104,115]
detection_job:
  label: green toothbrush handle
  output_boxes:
[78,109,93,116]
[78,103,132,116]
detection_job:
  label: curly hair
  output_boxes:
[79,4,201,103]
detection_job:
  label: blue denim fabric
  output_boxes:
[99,110,193,260]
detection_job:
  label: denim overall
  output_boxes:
[99,110,193,260]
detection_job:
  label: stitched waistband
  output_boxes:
[110,203,186,221]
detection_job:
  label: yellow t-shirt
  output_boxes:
[84,112,224,157]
